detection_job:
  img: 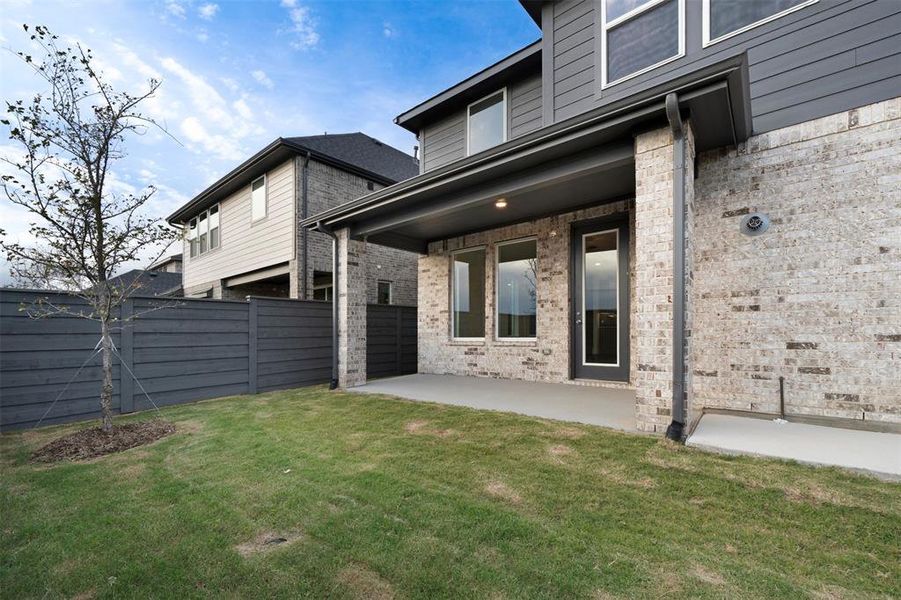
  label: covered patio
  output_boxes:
[353,374,636,431]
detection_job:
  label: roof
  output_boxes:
[167,133,419,224]
[394,40,541,133]
[303,53,752,253]
[519,0,542,26]
[149,253,182,268]
[107,270,183,296]
[284,133,418,184]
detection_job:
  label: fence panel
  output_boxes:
[1,290,419,430]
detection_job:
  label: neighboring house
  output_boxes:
[149,253,183,274]
[303,0,901,435]
[166,133,420,304]
[107,269,183,297]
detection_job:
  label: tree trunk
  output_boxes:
[100,318,115,433]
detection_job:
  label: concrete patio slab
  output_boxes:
[353,374,636,431]
[687,413,901,480]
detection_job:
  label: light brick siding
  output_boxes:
[690,98,901,424]
[336,228,368,387]
[417,199,636,384]
[302,159,418,306]
[414,97,900,431]
[633,124,695,433]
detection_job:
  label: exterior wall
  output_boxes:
[420,68,543,172]
[182,159,296,294]
[690,97,901,423]
[183,157,418,306]
[302,159,418,306]
[417,198,635,384]
[549,0,901,131]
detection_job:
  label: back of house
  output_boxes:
[303,0,901,435]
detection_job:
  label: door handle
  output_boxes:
[575,319,582,325]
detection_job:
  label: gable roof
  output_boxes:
[107,270,183,297]
[285,133,419,184]
[167,133,419,224]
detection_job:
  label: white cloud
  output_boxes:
[196,31,209,43]
[233,98,253,121]
[165,1,186,19]
[251,69,274,90]
[383,22,396,38]
[281,3,320,50]
[198,3,219,20]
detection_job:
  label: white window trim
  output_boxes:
[251,174,268,223]
[186,203,220,259]
[600,0,685,89]
[465,88,508,157]
[702,0,817,47]
[495,237,538,341]
[377,280,393,305]
[450,246,487,341]
[312,282,333,301]
[581,229,620,368]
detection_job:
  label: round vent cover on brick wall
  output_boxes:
[740,212,770,236]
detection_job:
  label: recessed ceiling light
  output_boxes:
[495,198,507,209]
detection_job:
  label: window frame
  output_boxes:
[250,174,267,222]
[600,0,686,89]
[494,237,538,342]
[450,246,487,341]
[186,203,220,259]
[465,88,508,157]
[377,280,393,305]
[580,228,620,368]
[702,0,817,47]
[312,283,333,302]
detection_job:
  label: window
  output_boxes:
[703,0,816,46]
[251,175,266,221]
[452,248,486,339]
[496,239,537,339]
[186,204,219,258]
[377,281,392,305]
[601,0,684,87]
[467,90,506,156]
[312,285,332,301]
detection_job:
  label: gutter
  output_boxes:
[665,92,686,442]
[300,151,311,299]
[315,220,339,390]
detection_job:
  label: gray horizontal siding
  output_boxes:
[509,72,544,138]
[550,0,901,135]
[0,290,418,429]
[422,112,466,171]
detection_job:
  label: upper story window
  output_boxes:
[377,280,393,305]
[251,175,267,221]
[187,204,219,258]
[601,0,685,87]
[703,0,817,46]
[467,89,506,156]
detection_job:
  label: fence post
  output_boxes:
[120,298,135,413]
[395,306,402,376]
[248,298,258,394]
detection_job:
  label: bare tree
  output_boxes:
[1,25,177,432]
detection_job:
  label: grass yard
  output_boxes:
[2,387,899,599]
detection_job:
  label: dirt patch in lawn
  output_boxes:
[336,563,396,600]
[691,564,726,586]
[485,480,522,505]
[29,420,176,463]
[404,419,456,438]
[235,530,304,558]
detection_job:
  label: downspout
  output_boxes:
[301,151,311,299]
[315,220,339,390]
[665,92,686,442]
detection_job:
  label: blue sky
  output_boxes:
[0,0,539,282]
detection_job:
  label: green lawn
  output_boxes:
[2,387,899,599]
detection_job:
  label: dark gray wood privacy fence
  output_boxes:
[0,289,417,430]
[366,304,417,379]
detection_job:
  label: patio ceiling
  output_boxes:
[303,54,752,253]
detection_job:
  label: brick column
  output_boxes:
[336,227,367,387]
[288,259,301,299]
[633,123,695,433]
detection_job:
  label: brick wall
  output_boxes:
[302,159,418,306]
[691,98,901,423]
[417,199,635,385]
